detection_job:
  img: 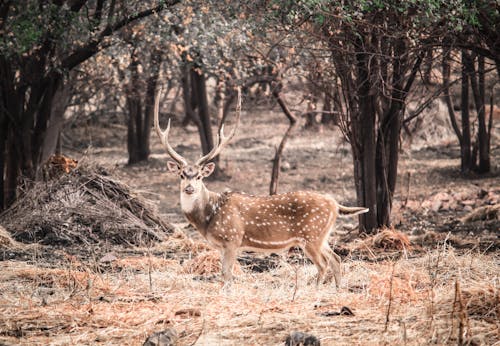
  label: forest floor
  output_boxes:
[1,104,499,345]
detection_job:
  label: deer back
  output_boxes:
[205,191,339,250]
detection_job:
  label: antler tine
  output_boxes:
[154,86,188,166]
[196,87,241,166]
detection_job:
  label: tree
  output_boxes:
[443,49,495,175]
[440,0,498,175]
[0,0,180,209]
[265,0,496,232]
[125,47,162,164]
[270,2,445,232]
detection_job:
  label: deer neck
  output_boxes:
[180,185,220,235]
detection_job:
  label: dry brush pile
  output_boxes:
[0,160,173,249]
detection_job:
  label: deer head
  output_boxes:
[153,87,241,212]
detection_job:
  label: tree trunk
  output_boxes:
[127,96,141,164]
[191,66,221,178]
[354,50,378,233]
[32,75,62,175]
[192,68,214,157]
[270,87,298,195]
[126,50,161,164]
[320,88,335,125]
[140,73,156,160]
[474,55,491,174]
[460,51,473,174]
[0,119,6,209]
[127,49,141,165]
[423,47,434,85]
[5,129,19,207]
[442,49,463,145]
[41,79,72,164]
[375,38,413,228]
[181,61,198,127]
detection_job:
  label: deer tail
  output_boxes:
[337,204,369,217]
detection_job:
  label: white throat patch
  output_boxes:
[180,192,199,214]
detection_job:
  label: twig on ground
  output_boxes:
[384,261,397,332]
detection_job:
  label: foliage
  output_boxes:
[0,0,181,208]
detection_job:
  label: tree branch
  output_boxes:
[62,0,180,70]
[0,0,11,30]
[269,83,298,195]
[69,0,88,12]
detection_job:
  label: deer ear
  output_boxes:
[201,162,216,177]
[167,161,181,174]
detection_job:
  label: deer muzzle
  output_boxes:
[184,185,195,195]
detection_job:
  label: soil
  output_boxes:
[0,104,499,345]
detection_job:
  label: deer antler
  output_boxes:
[196,87,241,166]
[154,86,188,167]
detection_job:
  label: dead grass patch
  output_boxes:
[181,250,222,275]
[370,228,412,251]
[0,225,26,250]
[114,256,181,272]
[0,247,498,345]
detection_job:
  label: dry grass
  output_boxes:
[0,237,497,346]
[0,226,26,250]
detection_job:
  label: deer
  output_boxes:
[154,87,368,287]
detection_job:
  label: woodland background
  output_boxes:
[0,1,499,345]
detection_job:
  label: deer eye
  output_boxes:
[196,175,202,180]
[180,174,186,180]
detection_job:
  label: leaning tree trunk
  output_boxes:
[270,85,298,195]
[41,78,72,164]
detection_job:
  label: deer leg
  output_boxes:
[303,244,328,286]
[322,245,342,287]
[221,245,238,282]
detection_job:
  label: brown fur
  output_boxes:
[181,190,367,286]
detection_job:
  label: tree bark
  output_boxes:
[41,79,72,164]
[127,49,141,164]
[354,49,378,233]
[320,88,335,125]
[181,61,198,127]
[442,49,463,144]
[470,55,490,173]
[192,67,215,157]
[5,129,19,207]
[460,51,473,174]
[0,117,6,210]
[270,86,298,195]
[126,50,161,164]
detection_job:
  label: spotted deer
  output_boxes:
[154,88,368,287]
